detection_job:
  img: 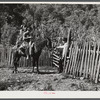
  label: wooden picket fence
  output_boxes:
[64,42,100,83]
[0,45,12,67]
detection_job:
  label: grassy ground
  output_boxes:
[0,66,100,91]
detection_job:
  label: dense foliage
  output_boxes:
[0,4,100,46]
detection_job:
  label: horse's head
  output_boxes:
[46,38,52,50]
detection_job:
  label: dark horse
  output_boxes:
[11,38,52,73]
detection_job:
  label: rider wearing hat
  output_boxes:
[19,27,32,59]
[16,25,26,47]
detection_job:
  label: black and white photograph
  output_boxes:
[0,2,100,92]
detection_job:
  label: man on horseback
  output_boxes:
[19,27,32,59]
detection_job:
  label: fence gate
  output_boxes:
[52,49,61,68]
[64,42,100,83]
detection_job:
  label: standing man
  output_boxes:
[56,37,68,60]
[56,25,71,72]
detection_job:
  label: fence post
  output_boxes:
[83,42,88,78]
[86,42,91,78]
[70,42,77,75]
[63,28,71,72]
[90,42,96,80]
[95,56,100,83]
[93,43,99,81]
[65,43,73,74]
[76,44,82,76]
[68,43,74,74]
[73,43,78,77]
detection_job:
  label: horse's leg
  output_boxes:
[13,56,20,74]
[36,59,39,73]
[32,58,35,73]
[12,52,17,73]
[16,56,20,73]
[13,58,18,74]
[14,62,18,74]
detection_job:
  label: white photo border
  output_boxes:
[0,1,100,99]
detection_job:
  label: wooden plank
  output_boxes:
[22,57,23,67]
[83,43,88,78]
[63,28,71,72]
[95,57,100,83]
[21,57,23,67]
[19,57,21,67]
[90,43,96,80]
[53,57,60,61]
[53,53,59,59]
[69,47,74,74]
[70,42,77,75]
[68,44,75,74]
[67,45,73,73]
[93,43,99,81]
[86,42,91,78]
[88,49,93,77]
[76,46,82,76]
[24,57,25,67]
[53,62,59,68]
[53,59,59,64]
[65,43,73,74]
[7,48,10,65]
[11,50,13,66]
[8,47,11,65]
[73,44,78,77]
[80,43,86,76]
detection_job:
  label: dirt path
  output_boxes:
[0,67,100,91]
